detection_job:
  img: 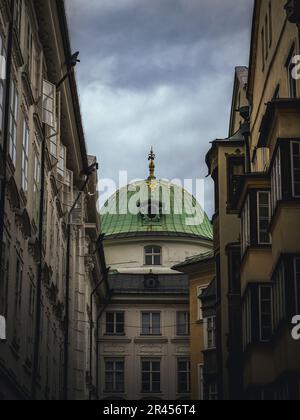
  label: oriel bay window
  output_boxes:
[270,141,300,214]
[241,190,271,257]
[242,284,273,350]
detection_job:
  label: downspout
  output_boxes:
[0,0,14,300]
[31,123,47,399]
[63,174,90,401]
[96,288,113,400]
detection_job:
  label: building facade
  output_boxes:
[205,0,300,400]
[173,252,215,400]
[98,154,213,400]
[0,0,107,400]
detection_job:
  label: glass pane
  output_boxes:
[152,361,160,372]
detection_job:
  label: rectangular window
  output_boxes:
[145,246,162,266]
[271,149,282,214]
[259,286,272,342]
[57,144,66,178]
[257,191,271,244]
[105,359,124,393]
[197,285,208,320]
[141,312,161,335]
[15,0,22,38]
[105,312,125,335]
[177,359,191,394]
[205,316,216,350]
[176,311,189,336]
[294,258,300,314]
[243,290,252,349]
[141,360,161,393]
[208,383,218,401]
[268,2,272,47]
[291,142,300,197]
[8,80,19,166]
[0,234,10,316]
[241,195,250,255]
[26,21,33,77]
[21,120,29,192]
[287,47,297,99]
[272,264,286,330]
[0,32,6,135]
[33,149,41,224]
[13,257,23,338]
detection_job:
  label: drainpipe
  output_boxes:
[31,123,47,400]
[63,163,98,401]
[0,0,15,300]
[96,288,113,400]
[89,234,108,400]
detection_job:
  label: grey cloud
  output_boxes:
[66,0,253,217]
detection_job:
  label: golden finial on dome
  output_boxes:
[148,147,156,181]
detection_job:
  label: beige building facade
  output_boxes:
[0,0,107,400]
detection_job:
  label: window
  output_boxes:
[8,80,19,166]
[208,383,218,401]
[259,286,272,342]
[291,142,300,197]
[33,149,41,224]
[228,248,241,295]
[227,157,244,209]
[177,359,191,394]
[294,258,300,314]
[197,285,208,320]
[141,360,161,393]
[0,33,6,135]
[271,149,282,213]
[257,192,271,244]
[15,0,22,38]
[265,15,269,59]
[105,312,125,335]
[13,257,23,338]
[26,21,33,77]
[57,144,66,178]
[141,312,161,335]
[177,312,189,336]
[273,264,286,330]
[241,196,250,255]
[0,234,10,316]
[198,364,204,400]
[268,2,272,47]
[105,359,124,393]
[144,246,162,266]
[205,316,216,349]
[261,28,265,70]
[286,47,297,99]
[21,120,29,192]
[243,290,252,349]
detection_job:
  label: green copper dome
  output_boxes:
[101,179,213,241]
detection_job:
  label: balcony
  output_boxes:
[258,99,300,155]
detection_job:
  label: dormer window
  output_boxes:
[144,246,162,266]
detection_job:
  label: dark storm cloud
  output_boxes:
[66,0,253,216]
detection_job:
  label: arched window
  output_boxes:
[144,246,162,266]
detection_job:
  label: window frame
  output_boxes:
[286,46,297,99]
[177,358,191,394]
[271,148,282,214]
[8,79,19,166]
[21,119,29,193]
[104,359,125,394]
[257,191,271,245]
[141,359,161,394]
[176,311,190,336]
[291,141,300,198]
[141,312,161,336]
[204,316,216,350]
[144,246,162,266]
[241,195,250,256]
[105,312,125,336]
[259,285,273,342]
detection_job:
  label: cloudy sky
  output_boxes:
[66,0,253,216]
